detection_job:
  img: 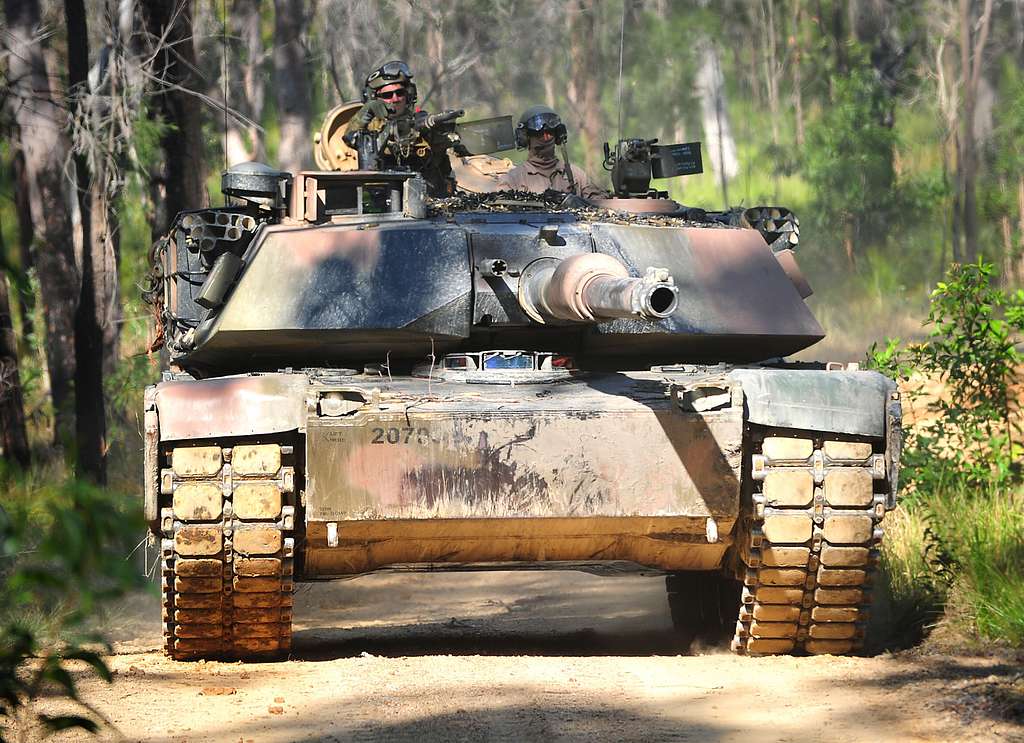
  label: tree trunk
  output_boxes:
[226,0,266,165]
[273,0,313,174]
[64,0,109,482]
[951,131,963,264]
[143,0,209,239]
[10,150,35,339]
[791,0,806,147]
[0,227,31,469]
[959,0,994,263]
[695,38,739,205]
[938,132,951,276]
[1017,174,1024,282]
[762,0,781,198]
[4,0,82,446]
[831,0,848,83]
[762,1,781,148]
[70,183,112,483]
[844,218,856,268]
[566,0,604,177]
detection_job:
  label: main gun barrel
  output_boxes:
[518,253,678,324]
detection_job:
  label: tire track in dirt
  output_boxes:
[24,571,1023,743]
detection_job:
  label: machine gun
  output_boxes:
[352,108,465,171]
[602,138,703,198]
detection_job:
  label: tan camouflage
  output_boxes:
[496,157,605,198]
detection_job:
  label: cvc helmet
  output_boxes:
[362,59,418,106]
[514,105,567,149]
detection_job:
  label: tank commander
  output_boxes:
[496,105,606,198]
[342,60,459,196]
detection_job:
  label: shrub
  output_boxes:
[0,470,145,741]
[868,260,1024,647]
[869,259,1024,496]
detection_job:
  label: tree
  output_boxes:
[804,62,897,265]
[0,228,29,469]
[694,37,739,206]
[142,0,208,238]
[956,0,995,262]
[566,0,605,176]
[225,0,267,165]
[3,0,82,446]
[65,0,109,483]
[273,0,312,173]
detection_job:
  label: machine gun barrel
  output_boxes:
[420,109,464,130]
[518,253,678,324]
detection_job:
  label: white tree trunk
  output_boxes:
[694,39,739,202]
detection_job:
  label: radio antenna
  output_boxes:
[221,0,228,178]
[615,1,626,141]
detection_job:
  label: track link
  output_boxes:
[160,442,296,660]
[731,431,889,656]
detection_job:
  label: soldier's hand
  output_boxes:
[559,193,595,210]
[361,99,389,125]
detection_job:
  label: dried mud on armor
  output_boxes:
[20,571,1024,743]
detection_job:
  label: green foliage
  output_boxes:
[870,260,1024,494]
[803,60,896,244]
[868,261,1024,646]
[0,470,146,741]
[991,60,1024,185]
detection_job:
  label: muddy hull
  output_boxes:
[148,365,900,659]
[299,372,739,574]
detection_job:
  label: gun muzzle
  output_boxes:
[518,253,678,323]
[422,109,465,129]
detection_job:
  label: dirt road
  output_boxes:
[28,571,1024,742]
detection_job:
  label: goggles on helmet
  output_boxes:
[523,112,563,134]
[367,60,412,85]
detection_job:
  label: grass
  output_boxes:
[878,481,1024,650]
[926,485,1024,646]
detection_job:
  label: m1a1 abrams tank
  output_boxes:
[142,118,902,661]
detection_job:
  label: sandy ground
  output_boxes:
[17,570,1024,743]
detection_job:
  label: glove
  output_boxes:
[359,99,389,126]
[559,193,595,210]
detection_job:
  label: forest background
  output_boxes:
[0,0,1023,706]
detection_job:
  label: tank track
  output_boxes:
[730,430,889,655]
[159,442,296,660]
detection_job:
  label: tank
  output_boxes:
[142,120,902,661]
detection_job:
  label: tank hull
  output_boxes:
[148,366,898,573]
[147,364,900,659]
[300,371,743,574]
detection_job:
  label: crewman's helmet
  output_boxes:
[514,105,567,149]
[362,60,418,106]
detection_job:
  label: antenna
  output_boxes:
[615,1,626,141]
[221,0,228,180]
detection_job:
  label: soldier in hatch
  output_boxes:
[496,105,605,198]
[342,60,457,196]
